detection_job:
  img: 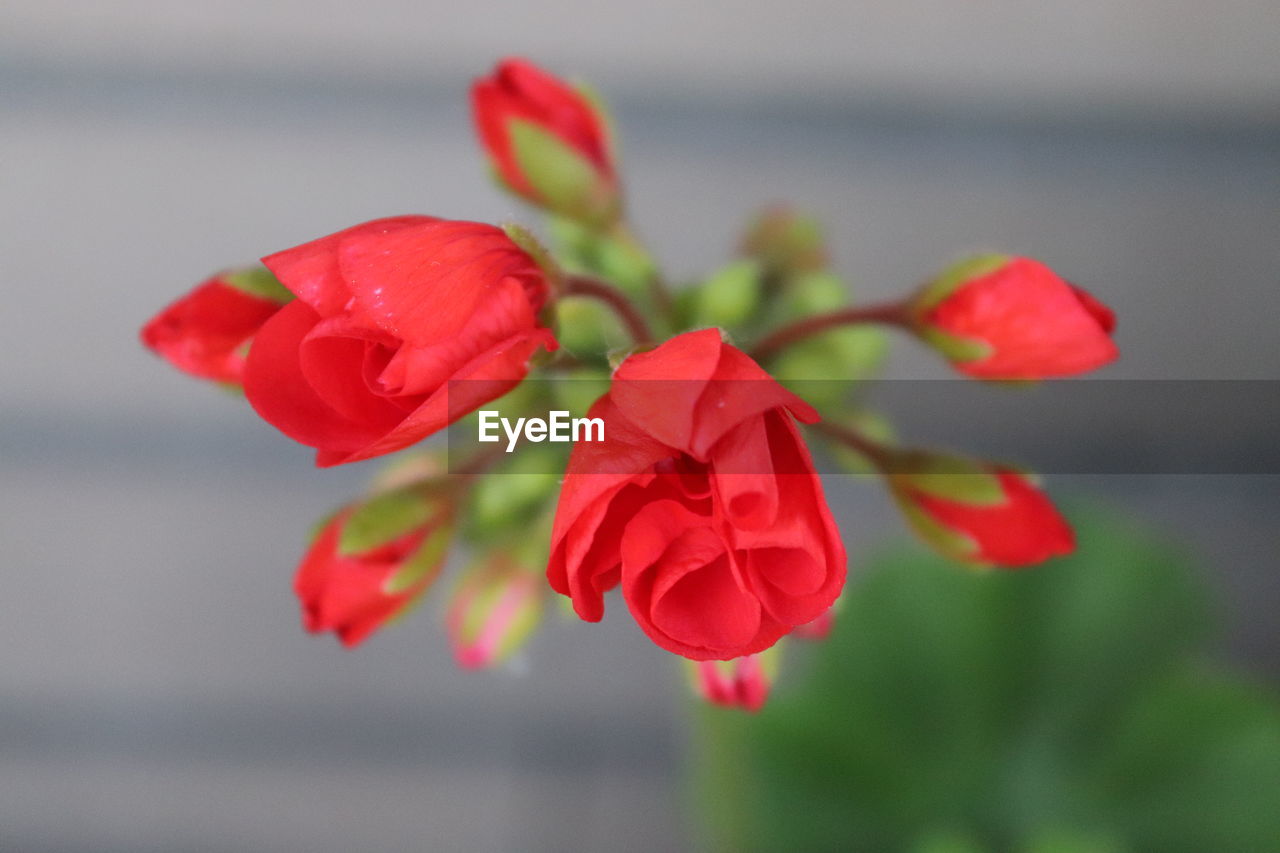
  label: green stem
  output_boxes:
[611,221,675,321]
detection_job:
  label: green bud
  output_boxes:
[691,259,763,329]
[740,205,828,277]
[554,296,627,357]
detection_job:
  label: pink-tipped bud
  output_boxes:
[446,554,544,670]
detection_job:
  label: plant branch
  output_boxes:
[751,301,913,361]
[809,420,892,469]
[562,275,654,345]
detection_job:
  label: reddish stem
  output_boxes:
[751,301,913,361]
[809,420,892,469]
[562,275,654,345]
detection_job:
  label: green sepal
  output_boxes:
[338,488,438,556]
[221,266,293,304]
[889,487,984,565]
[384,520,452,594]
[691,259,763,330]
[501,223,563,290]
[509,119,618,226]
[890,451,1008,506]
[919,325,995,364]
[914,253,1010,312]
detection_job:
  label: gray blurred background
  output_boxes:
[2,2,1278,850]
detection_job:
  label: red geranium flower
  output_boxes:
[244,216,557,466]
[915,255,1118,379]
[547,329,846,661]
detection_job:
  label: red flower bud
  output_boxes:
[296,495,452,647]
[140,267,291,385]
[547,329,846,661]
[446,554,543,670]
[688,651,776,712]
[886,451,1074,567]
[472,58,620,225]
[914,255,1118,379]
[244,216,557,466]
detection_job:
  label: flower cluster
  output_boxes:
[141,57,1118,710]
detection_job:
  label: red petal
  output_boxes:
[262,216,434,317]
[621,502,764,656]
[243,300,387,456]
[140,278,282,383]
[338,220,543,346]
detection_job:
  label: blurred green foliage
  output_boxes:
[693,513,1280,853]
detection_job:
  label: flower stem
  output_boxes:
[751,301,913,361]
[809,420,892,469]
[562,275,654,345]
[611,222,675,321]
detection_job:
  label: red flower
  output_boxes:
[886,452,1074,567]
[296,503,452,647]
[140,268,291,385]
[689,653,775,712]
[547,329,846,661]
[915,255,1118,379]
[472,58,619,224]
[244,216,557,466]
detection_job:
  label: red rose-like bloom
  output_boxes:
[472,58,619,223]
[244,216,557,466]
[141,270,289,385]
[918,255,1118,379]
[891,465,1074,567]
[547,329,846,661]
[296,507,449,647]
